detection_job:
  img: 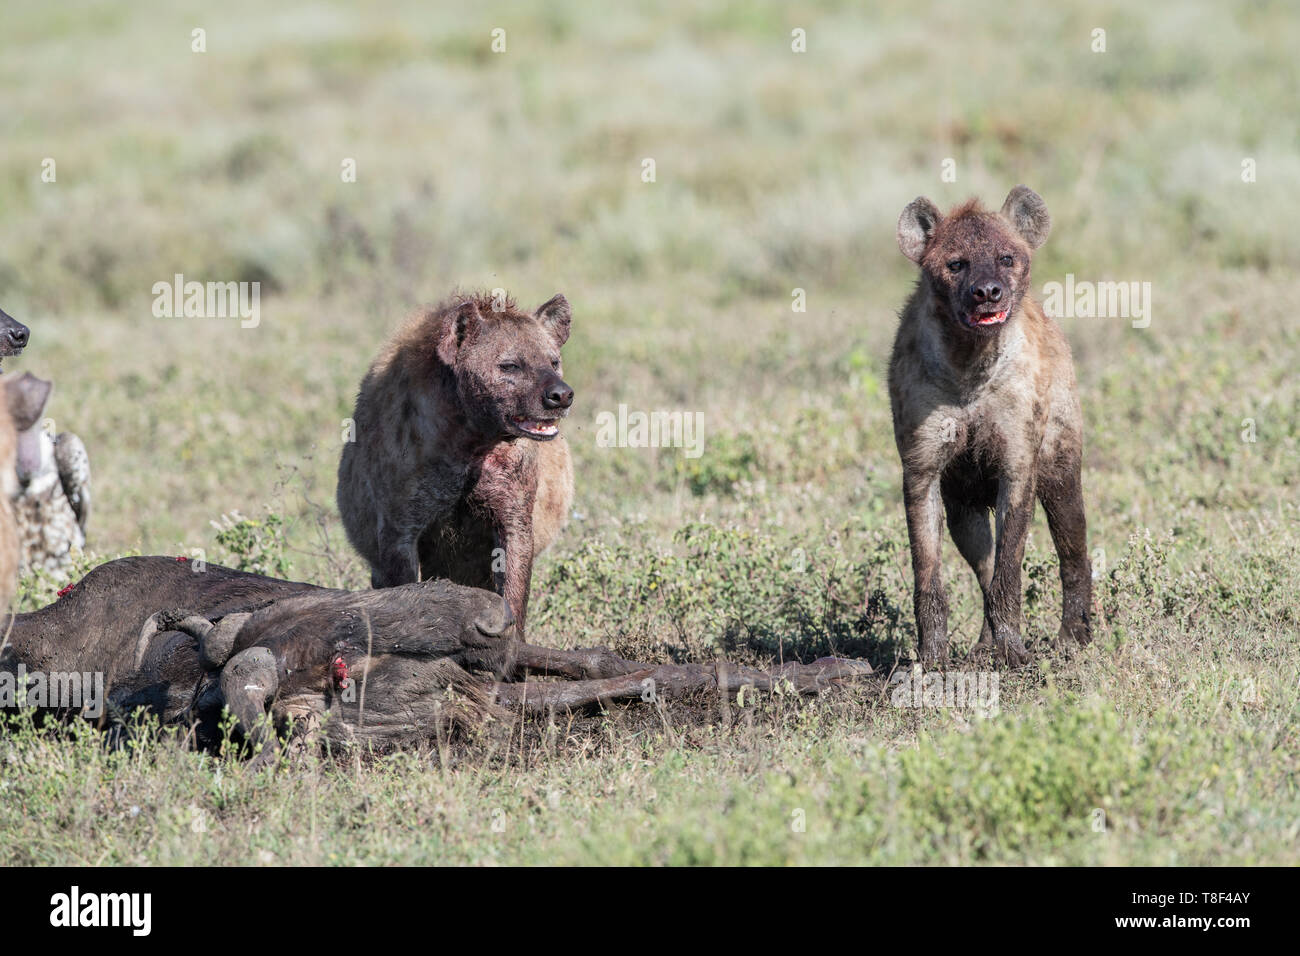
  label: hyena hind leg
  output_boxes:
[1038,469,1092,646]
[943,497,995,654]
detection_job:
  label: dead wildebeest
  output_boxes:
[1,556,872,763]
[0,555,321,735]
[890,185,1091,667]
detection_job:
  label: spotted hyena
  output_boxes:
[889,185,1091,666]
[337,291,574,635]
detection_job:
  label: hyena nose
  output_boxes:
[5,325,28,349]
[972,282,1002,304]
[543,381,574,410]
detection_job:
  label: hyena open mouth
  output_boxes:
[511,416,561,438]
[970,308,1009,327]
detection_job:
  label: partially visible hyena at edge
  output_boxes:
[337,291,574,636]
[0,373,53,606]
[890,185,1092,667]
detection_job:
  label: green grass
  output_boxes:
[1,0,1297,865]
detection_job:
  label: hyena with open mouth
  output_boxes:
[889,185,1091,666]
[337,291,574,636]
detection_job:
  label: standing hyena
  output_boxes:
[889,185,1091,666]
[337,291,574,634]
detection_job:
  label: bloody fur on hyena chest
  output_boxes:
[415,441,541,589]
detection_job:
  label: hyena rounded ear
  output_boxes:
[534,294,571,347]
[1001,185,1051,249]
[3,372,52,432]
[436,299,482,364]
[897,197,943,263]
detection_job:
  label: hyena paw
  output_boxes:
[994,631,1031,667]
[1058,611,1092,647]
[919,637,950,666]
[962,621,996,663]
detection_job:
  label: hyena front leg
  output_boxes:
[903,470,949,664]
[493,519,535,637]
[943,494,995,653]
[371,531,420,589]
[987,472,1037,667]
[1038,463,1092,647]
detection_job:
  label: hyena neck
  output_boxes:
[426,381,520,460]
[916,288,1027,394]
[391,368,482,460]
[440,408,505,459]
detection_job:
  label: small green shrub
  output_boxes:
[211,510,292,578]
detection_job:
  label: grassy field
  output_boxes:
[1,0,1297,865]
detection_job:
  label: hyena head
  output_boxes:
[897,185,1051,337]
[436,292,574,441]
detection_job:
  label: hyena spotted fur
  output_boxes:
[889,185,1091,666]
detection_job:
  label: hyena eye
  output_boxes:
[947,259,966,273]
[551,359,561,370]
[498,362,520,373]
[999,255,1014,267]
